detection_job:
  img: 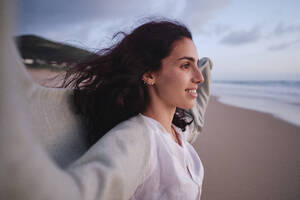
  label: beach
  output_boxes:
[194,96,300,200]
[26,68,65,87]
[27,69,300,200]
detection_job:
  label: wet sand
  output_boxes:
[193,96,300,200]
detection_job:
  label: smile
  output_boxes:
[185,89,197,98]
[185,89,197,93]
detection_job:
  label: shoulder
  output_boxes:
[72,114,153,166]
[95,114,152,152]
[99,114,158,184]
[104,114,151,142]
[67,114,155,199]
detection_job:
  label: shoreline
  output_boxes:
[215,95,300,128]
[211,81,300,128]
[193,96,300,200]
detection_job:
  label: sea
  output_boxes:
[211,80,300,127]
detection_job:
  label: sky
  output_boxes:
[16,0,300,81]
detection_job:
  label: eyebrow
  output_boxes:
[177,56,196,62]
[178,56,203,68]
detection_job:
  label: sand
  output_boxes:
[26,68,64,87]
[194,96,300,200]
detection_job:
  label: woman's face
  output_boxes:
[147,37,204,110]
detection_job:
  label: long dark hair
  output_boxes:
[62,19,194,145]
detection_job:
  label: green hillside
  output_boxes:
[15,34,91,69]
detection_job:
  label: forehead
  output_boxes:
[167,38,198,61]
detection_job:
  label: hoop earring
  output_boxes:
[142,80,154,86]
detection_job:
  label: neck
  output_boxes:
[142,96,176,134]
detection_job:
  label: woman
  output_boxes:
[63,20,211,199]
[0,2,212,197]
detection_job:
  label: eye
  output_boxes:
[180,62,190,69]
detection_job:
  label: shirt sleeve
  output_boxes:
[128,122,158,199]
[0,1,150,199]
[66,121,152,200]
[186,57,213,143]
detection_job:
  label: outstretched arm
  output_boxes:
[0,1,148,199]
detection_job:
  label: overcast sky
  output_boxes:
[16,0,300,81]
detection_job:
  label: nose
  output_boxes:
[192,67,205,84]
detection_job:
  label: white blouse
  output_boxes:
[130,114,204,200]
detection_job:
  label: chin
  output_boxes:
[178,101,195,110]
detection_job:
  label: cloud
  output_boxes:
[268,38,300,51]
[219,26,262,46]
[212,24,231,35]
[17,0,162,33]
[180,0,231,33]
[268,42,291,51]
[16,0,231,47]
[197,23,231,37]
[267,22,300,51]
[273,22,300,36]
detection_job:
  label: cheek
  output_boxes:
[156,71,188,98]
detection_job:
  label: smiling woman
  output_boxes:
[61,20,211,199]
[0,1,212,199]
[62,20,206,146]
[144,38,204,112]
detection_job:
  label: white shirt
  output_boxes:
[130,114,204,200]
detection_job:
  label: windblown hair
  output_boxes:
[62,19,194,145]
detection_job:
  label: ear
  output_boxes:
[142,71,156,86]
